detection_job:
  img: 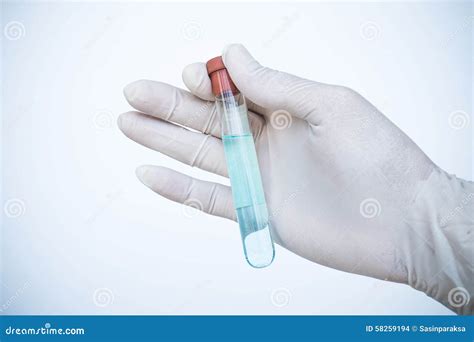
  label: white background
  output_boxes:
[1,1,472,315]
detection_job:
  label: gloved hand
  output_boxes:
[118,44,473,314]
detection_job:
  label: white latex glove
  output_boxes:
[118,44,473,315]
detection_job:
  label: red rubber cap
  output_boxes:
[206,56,238,96]
[206,56,226,74]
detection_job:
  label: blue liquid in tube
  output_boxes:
[223,134,275,268]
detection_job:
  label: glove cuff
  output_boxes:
[402,167,473,315]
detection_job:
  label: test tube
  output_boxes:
[206,56,275,268]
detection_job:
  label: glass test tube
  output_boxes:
[206,56,275,268]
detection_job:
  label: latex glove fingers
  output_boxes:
[124,79,264,140]
[118,111,228,177]
[136,165,236,221]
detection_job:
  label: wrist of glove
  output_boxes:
[401,167,473,315]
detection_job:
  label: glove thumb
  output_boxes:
[222,44,331,123]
